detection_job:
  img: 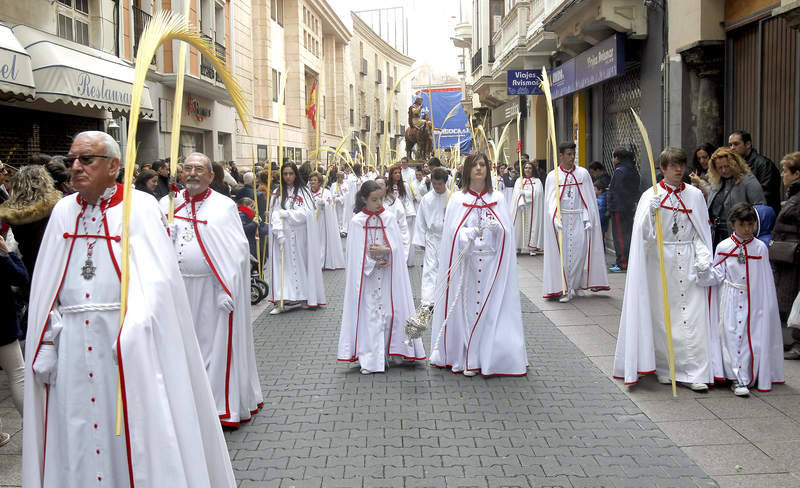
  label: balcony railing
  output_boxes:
[200,34,215,79]
[133,6,155,64]
[471,48,482,74]
[214,41,225,81]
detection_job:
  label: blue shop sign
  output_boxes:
[549,33,626,99]
[507,69,544,95]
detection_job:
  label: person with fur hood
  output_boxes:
[0,164,63,276]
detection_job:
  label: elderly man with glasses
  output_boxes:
[23,131,236,487]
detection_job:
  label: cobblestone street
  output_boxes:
[5,257,800,487]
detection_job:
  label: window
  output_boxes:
[272,69,280,102]
[271,0,283,26]
[323,96,326,119]
[57,0,89,46]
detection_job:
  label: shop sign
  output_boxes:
[186,93,212,121]
[549,33,626,99]
[491,100,519,125]
[507,69,544,95]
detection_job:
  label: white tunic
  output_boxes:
[337,208,426,372]
[511,177,545,253]
[384,196,410,260]
[429,190,527,376]
[413,190,448,306]
[311,187,346,270]
[613,182,717,385]
[268,187,326,306]
[542,165,609,297]
[331,180,349,233]
[706,235,785,391]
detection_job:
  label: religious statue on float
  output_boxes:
[405,96,433,161]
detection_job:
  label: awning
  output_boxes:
[0,24,35,100]
[12,24,153,116]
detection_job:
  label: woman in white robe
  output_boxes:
[337,181,425,374]
[375,176,410,260]
[429,152,527,377]
[309,171,345,270]
[512,161,545,255]
[268,162,326,313]
[388,165,417,265]
[331,171,349,235]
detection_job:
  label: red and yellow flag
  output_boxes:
[305,80,317,129]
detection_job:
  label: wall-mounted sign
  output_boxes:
[549,33,626,99]
[186,93,212,121]
[507,69,544,95]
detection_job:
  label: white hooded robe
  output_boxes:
[511,176,545,253]
[311,187,346,270]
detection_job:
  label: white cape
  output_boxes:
[511,176,544,252]
[161,190,264,426]
[24,187,235,488]
[337,208,425,371]
[311,187,346,270]
[429,190,528,376]
[542,166,610,297]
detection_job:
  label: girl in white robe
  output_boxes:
[268,162,326,313]
[388,165,417,266]
[337,181,426,374]
[429,152,528,377]
[309,171,345,270]
[706,203,784,394]
[331,172,349,235]
[512,161,545,255]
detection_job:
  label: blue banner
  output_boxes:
[412,88,472,154]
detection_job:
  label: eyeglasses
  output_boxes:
[66,154,110,165]
[183,165,208,174]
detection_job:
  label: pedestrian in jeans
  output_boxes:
[0,234,26,446]
[607,147,639,272]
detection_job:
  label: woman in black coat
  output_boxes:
[0,234,27,446]
[774,152,800,358]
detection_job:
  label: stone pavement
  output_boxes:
[0,255,779,487]
[515,252,800,488]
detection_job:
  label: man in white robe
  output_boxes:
[24,132,235,488]
[512,163,545,255]
[400,157,416,183]
[161,152,263,426]
[613,147,716,391]
[309,174,345,269]
[413,168,449,307]
[542,142,610,302]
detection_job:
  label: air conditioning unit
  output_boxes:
[360,58,368,75]
[387,76,394,89]
[362,115,370,131]
[376,69,382,85]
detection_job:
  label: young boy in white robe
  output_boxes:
[705,202,785,395]
[413,168,449,307]
[337,181,426,374]
[331,171,349,236]
[309,171,345,270]
[512,160,545,255]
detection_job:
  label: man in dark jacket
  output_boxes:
[606,147,640,272]
[729,130,781,213]
[151,160,171,201]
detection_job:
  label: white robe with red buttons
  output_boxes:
[542,165,610,297]
[511,177,544,253]
[331,180,349,233]
[161,189,264,426]
[706,235,785,391]
[613,182,719,385]
[23,185,235,488]
[310,187,345,270]
[268,187,326,306]
[337,208,426,372]
[429,190,527,376]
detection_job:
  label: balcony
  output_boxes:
[471,48,482,74]
[214,42,225,82]
[200,34,215,79]
[132,6,155,64]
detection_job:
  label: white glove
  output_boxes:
[584,221,592,231]
[33,344,58,385]
[276,209,288,219]
[462,227,483,241]
[168,223,178,242]
[484,216,503,233]
[555,218,562,231]
[694,260,710,274]
[276,232,286,248]
[317,198,326,208]
[218,293,234,313]
[650,194,661,213]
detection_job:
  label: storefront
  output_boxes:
[0,24,153,166]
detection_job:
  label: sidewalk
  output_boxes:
[516,252,800,488]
